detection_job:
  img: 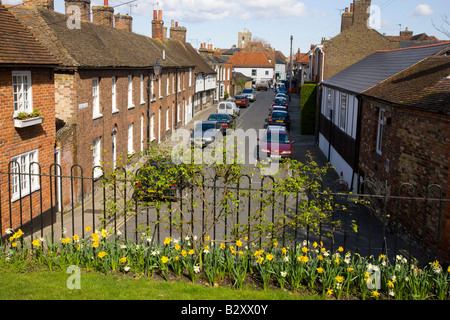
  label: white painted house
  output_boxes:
[227,51,274,85]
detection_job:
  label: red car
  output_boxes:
[259,125,293,161]
[234,95,249,108]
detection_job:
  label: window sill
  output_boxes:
[128,105,135,110]
[140,101,146,106]
[93,114,103,120]
[112,109,119,114]
[11,186,40,203]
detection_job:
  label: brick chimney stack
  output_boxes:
[65,0,91,22]
[92,0,114,27]
[352,0,371,28]
[170,20,187,43]
[23,0,54,10]
[115,13,132,32]
[152,9,164,41]
[341,6,353,32]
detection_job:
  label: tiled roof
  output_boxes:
[362,55,450,114]
[0,5,58,65]
[8,6,198,70]
[227,52,272,68]
[322,42,450,94]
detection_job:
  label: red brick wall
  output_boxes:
[55,67,194,209]
[359,98,450,263]
[0,67,56,234]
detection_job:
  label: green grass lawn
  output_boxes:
[0,263,323,301]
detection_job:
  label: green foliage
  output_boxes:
[300,83,317,135]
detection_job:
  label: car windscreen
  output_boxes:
[271,111,287,118]
[208,114,230,121]
[195,123,216,131]
[263,132,290,144]
[235,96,245,99]
[242,89,252,93]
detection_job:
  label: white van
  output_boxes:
[217,101,240,117]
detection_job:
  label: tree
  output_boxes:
[432,14,450,38]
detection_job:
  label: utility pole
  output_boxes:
[289,35,293,102]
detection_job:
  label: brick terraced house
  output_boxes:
[8,1,202,210]
[0,4,59,235]
[359,53,450,263]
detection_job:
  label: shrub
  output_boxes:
[300,83,317,135]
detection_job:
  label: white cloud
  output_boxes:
[103,0,307,23]
[411,4,434,16]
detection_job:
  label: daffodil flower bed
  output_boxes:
[1,227,449,300]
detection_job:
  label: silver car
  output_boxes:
[190,121,222,147]
[242,88,256,102]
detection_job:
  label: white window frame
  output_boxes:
[10,149,39,202]
[158,76,162,99]
[166,73,170,96]
[92,77,101,118]
[140,74,145,105]
[339,93,347,131]
[150,114,155,141]
[151,74,155,101]
[166,107,170,131]
[140,114,144,153]
[12,71,33,116]
[189,68,192,87]
[93,137,102,179]
[112,76,118,113]
[128,75,134,109]
[376,109,385,155]
[128,123,134,155]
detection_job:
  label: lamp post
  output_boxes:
[147,58,163,151]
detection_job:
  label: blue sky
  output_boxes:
[4,0,450,56]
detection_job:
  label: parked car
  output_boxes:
[275,93,287,100]
[242,88,256,102]
[277,86,287,94]
[258,125,293,161]
[132,161,186,202]
[190,121,222,147]
[256,82,269,91]
[207,113,236,135]
[234,95,250,108]
[267,110,291,130]
[269,105,288,114]
[273,97,288,107]
[217,101,240,117]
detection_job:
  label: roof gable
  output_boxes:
[227,52,272,68]
[0,5,58,66]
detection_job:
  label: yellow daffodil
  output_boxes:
[238,250,244,256]
[188,249,194,255]
[387,280,394,288]
[92,241,99,248]
[302,246,308,253]
[298,255,309,263]
[281,247,287,255]
[220,243,226,249]
[98,251,107,259]
[256,257,264,264]
[338,246,343,252]
[101,229,108,238]
[174,244,181,251]
[204,235,210,241]
[73,234,79,241]
[163,237,171,245]
[372,290,380,298]
[120,257,127,263]
[236,239,243,247]
[317,267,324,274]
[318,255,323,261]
[326,289,333,295]
[266,254,274,261]
[335,275,344,283]
[161,256,169,264]
[347,267,354,272]
[273,241,278,248]
[12,242,18,247]
[32,239,40,247]
[85,226,92,232]
[181,250,187,257]
[313,242,318,248]
[61,237,71,244]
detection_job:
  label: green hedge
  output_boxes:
[300,83,317,135]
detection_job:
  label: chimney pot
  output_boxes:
[345,7,348,12]
[152,9,164,40]
[158,9,162,20]
[115,13,132,32]
[153,10,157,20]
